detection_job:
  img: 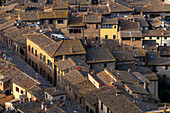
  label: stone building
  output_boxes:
[86,47,116,73]
[25,33,86,85]
[100,18,118,43]
[83,14,102,44]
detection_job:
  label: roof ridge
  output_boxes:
[69,57,77,66]
[13,67,40,84]
[51,40,64,57]
[113,1,134,11]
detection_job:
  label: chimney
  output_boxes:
[128,69,131,73]
[45,105,48,111]
[116,91,121,96]
[162,32,165,36]
[70,47,73,53]
[140,11,143,16]
[62,55,66,61]
[106,0,109,6]
[41,102,44,110]
[54,36,57,40]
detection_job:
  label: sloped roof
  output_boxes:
[143,30,170,37]
[53,1,69,10]
[102,18,118,25]
[0,19,16,31]
[89,5,110,15]
[38,10,69,19]
[68,16,83,27]
[25,33,62,57]
[55,57,88,71]
[124,83,149,95]
[28,85,45,100]
[0,3,18,13]
[141,4,170,13]
[109,1,134,13]
[95,86,143,113]
[119,18,140,31]
[113,50,135,62]
[128,49,146,57]
[25,33,86,57]
[86,47,115,63]
[2,67,40,90]
[120,31,143,38]
[134,15,149,27]
[19,11,39,21]
[4,25,36,47]
[45,87,66,96]
[63,70,86,85]
[54,40,86,56]
[72,80,98,105]
[83,14,102,23]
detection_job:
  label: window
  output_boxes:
[86,106,89,112]
[101,102,103,110]
[96,24,98,29]
[35,63,37,72]
[104,63,107,67]
[32,61,34,69]
[69,29,73,33]
[21,90,23,94]
[157,37,159,39]
[101,24,112,28]
[96,37,98,41]
[107,108,110,113]
[16,87,19,92]
[122,38,131,40]
[165,66,168,70]
[35,50,37,56]
[28,59,31,65]
[113,35,116,39]
[69,87,71,91]
[164,37,167,39]
[164,43,167,46]
[58,20,63,24]
[28,45,30,51]
[40,53,42,60]
[49,19,53,24]
[79,97,82,104]
[32,47,34,54]
[114,26,116,29]
[40,68,43,75]
[149,37,152,39]
[43,70,46,78]
[46,94,48,98]
[48,60,50,65]
[105,35,108,39]
[47,74,50,81]
[50,76,52,84]
[90,109,94,113]
[75,94,77,100]
[43,55,46,63]
[20,48,24,55]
